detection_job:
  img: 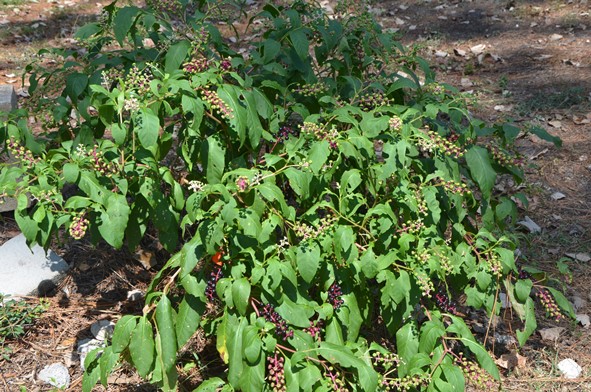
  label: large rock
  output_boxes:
[0,85,17,114]
[0,233,69,296]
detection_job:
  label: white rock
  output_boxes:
[38,363,70,389]
[435,50,448,58]
[470,43,486,55]
[539,327,564,341]
[565,253,591,263]
[557,358,582,379]
[0,84,17,114]
[576,314,590,328]
[572,296,587,311]
[90,319,115,341]
[127,289,144,301]
[77,338,104,371]
[0,234,69,296]
[551,192,566,200]
[549,33,564,41]
[517,216,542,233]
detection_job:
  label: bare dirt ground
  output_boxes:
[1,0,591,391]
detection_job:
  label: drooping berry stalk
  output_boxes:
[327,283,344,310]
[261,304,293,340]
[536,288,563,321]
[205,267,223,302]
[267,352,286,392]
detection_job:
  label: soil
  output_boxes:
[1,0,591,391]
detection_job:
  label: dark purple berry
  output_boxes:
[205,267,223,302]
[328,283,344,310]
[261,304,293,340]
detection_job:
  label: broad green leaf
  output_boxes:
[396,322,419,376]
[176,294,204,348]
[296,243,320,283]
[238,360,265,392]
[137,108,160,148]
[82,348,101,392]
[419,320,446,353]
[547,287,575,318]
[65,72,88,101]
[165,40,191,73]
[112,315,137,353]
[129,316,155,378]
[113,6,139,45]
[516,297,537,346]
[440,363,465,391]
[308,140,330,174]
[155,295,178,391]
[317,342,378,391]
[242,325,262,364]
[226,314,247,386]
[465,145,496,200]
[98,346,119,386]
[194,378,226,391]
[232,278,251,316]
[515,279,533,303]
[98,193,130,249]
[276,295,314,328]
[202,135,225,184]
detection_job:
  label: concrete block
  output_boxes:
[0,85,17,113]
[0,233,69,296]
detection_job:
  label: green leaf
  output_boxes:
[440,363,465,391]
[176,294,204,348]
[238,360,265,392]
[232,278,251,316]
[194,378,227,391]
[396,322,419,376]
[82,348,101,392]
[111,123,127,145]
[113,6,139,45]
[129,316,155,378]
[165,40,191,73]
[289,29,309,60]
[516,297,537,346]
[202,135,225,184]
[528,124,562,147]
[465,145,496,200]
[137,108,161,148]
[226,314,247,386]
[155,295,178,391]
[515,279,533,303]
[419,320,446,354]
[547,286,576,318]
[242,325,262,364]
[112,315,137,353]
[98,346,119,386]
[276,295,314,328]
[317,342,378,391]
[63,162,80,183]
[308,140,330,174]
[65,72,88,101]
[98,193,130,249]
[296,243,320,283]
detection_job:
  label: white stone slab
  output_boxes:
[0,233,69,296]
[0,85,17,113]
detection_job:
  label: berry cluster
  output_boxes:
[276,124,300,141]
[518,268,531,280]
[183,58,208,74]
[90,145,116,176]
[447,131,460,143]
[324,368,347,391]
[305,319,323,340]
[389,116,403,132]
[371,351,400,370]
[261,304,293,340]
[123,97,140,112]
[415,273,434,298]
[417,130,465,158]
[456,354,497,390]
[69,213,89,239]
[220,57,232,72]
[300,122,339,149]
[327,283,344,310]
[536,288,563,321]
[205,267,223,302]
[146,0,182,17]
[381,374,430,391]
[200,89,234,121]
[435,178,471,195]
[267,353,286,392]
[100,68,123,91]
[235,176,249,192]
[293,215,336,241]
[434,290,459,315]
[7,139,37,167]
[396,219,425,235]
[487,144,524,167]
[485,252,502,277]
[357,91,391,111]
[424,83,446,96]
[293,82,328,97]
[127,65,152,96]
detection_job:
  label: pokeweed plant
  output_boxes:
[0,0,570,390]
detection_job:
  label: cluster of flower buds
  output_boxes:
[90,145,116,176]
[536,288,563,321]
[485,252,502,277]
[389,115,403,132]
[435,289,459,315]
[487,144,525,168]
[146,0,183,17]
[127,65,152,96]
[124,97,140,112]
[305,319,323,340]
[327,283,344,310]
[435,178,471,195]
[417,130,465,158]
[423,83,446,96]
[396,219,425,235]
[187,180,205,193]
[300,122,339,149]
[69,212,89,240]
[183,57,208,74]
[276,124,300,141]
[415,273,434,298]
[101,68,123,90]
[205,267,223,302]
[371,351,400,370]
[261,304,293,340]
[293,82,328,97]
[267,352,286,392]
[381,374,430,391]
[7,139,37,166]
[357,91,391,111]
[456,353,497,390]
[200,89,234,121]
[324,368,347,391]
[293,214,336,241]
[236,176,249,192]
